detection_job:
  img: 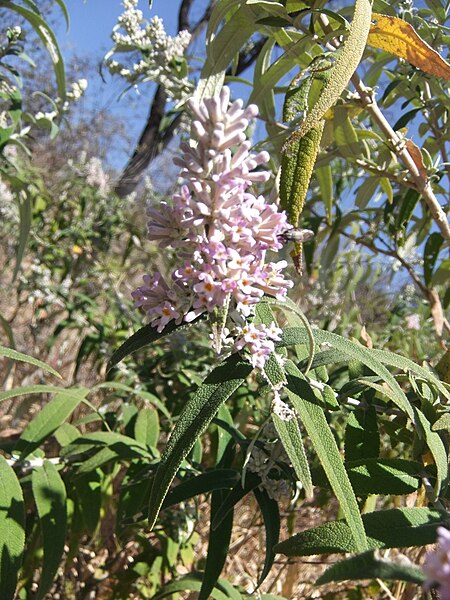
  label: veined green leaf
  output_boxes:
[296,0,372,138]
[414,407,448,496]
[106,316,204,373]
[0,346,61,379]
[0,456,25,600]
[148,355,252,529]
[134,407,159,449]
[272,413,313,498]
[317,550,426,585]
[0,385,64,402]
[275,507,447,556]
[16,387,89,458]
[280,328,414,419]
[32,461,67,600]
[196,5,257,100]
[284,360,367,552]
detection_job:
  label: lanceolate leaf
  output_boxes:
[253,487,280,589]
[0,346,61,379]
[368,13,450,80]
[196,4,257,101]
[16,388,90,458]
[275,507,448,556]
[0,456,25,600]
[414,407,448,496]
[0,1,66,98]
[272,413,313,498]
[14,189,32,279]
[280,328,414,419]
[199,489,234,600]
[284,360,367,552]
[316,550,426,586]
[32,461,67,600]
[107,315,205,372]
[148,355,252,529]
[296,0,372,138]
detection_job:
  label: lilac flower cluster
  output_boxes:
[423,527,450,598]
[132,87,293,365]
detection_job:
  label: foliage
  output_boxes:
[0,0,450,598]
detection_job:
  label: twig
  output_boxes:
[317,13,450,246]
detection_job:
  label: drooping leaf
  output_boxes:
[280,328,414,419]
[275,507,448,556]
[414,407,448,497]
[0,456,25,600]
[148,355,252,529]
[134,407,159,449]
[316,550,426,585]
[253,487,280,589]
[199,489,234,600]
[423,232,444,287]
[368,13,450,80]
[0,346,61,379]
[284,360,367,552]
[144,573,236,600]
[32,461,67,600]
[106,315,204,372]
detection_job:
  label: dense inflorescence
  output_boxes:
[133,87,293,367]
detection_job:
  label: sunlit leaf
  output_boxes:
[369,13,450,80]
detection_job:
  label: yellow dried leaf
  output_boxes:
[369,13,450,81]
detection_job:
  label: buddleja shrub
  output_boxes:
[1,0,450,598]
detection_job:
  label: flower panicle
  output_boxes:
[133,87,293,365]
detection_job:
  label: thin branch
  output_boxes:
[317,13,450,246]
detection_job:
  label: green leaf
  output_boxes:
[272,413,313,498]
[152,574,239,600]
[13,189,32,279]
[15,388,89,458]
[0,1,66,99]
[134,407,159,449]
[0,385,65,403]
[212,472,260,531]
[0,346,61,379]
[199,489,234,600]
[316,550,426,585]
[280,328,414,419]
[284,360,368,552]
[275,507,448,556]
[296,0,372,138]
[32,461,67,599]
[74,472,101,535]
[345,406,380,462]
[316,165,333,225]
[196,5,257,100]
[253,487,280,589]
[162,469,240,509]
[106,316,204,373]
[93,382,171,420]
[0,456,25,600]
[423,232,444,286]
[414,407,448,496]
[148,355,252,529]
